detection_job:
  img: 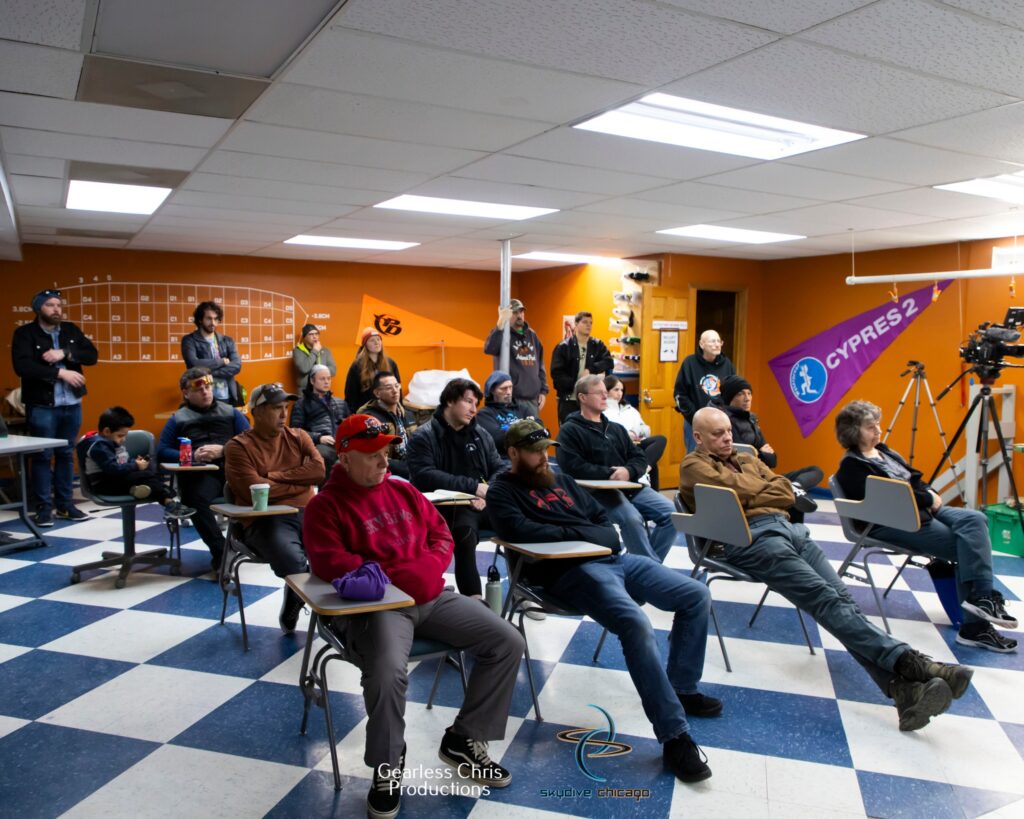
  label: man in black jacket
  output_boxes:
[358,371,417,479]
[12,289,98,526]
[550,311,614,424]
[487,419,719,783]
[407,377,503,597]
[290,364,349,478]
[557,374,676,562]
[180,300,243,406]
[673,329,735,451]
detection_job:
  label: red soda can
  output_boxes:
[178,437,193,466]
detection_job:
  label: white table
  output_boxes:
[0,434,73,554]
[575,478,643,491]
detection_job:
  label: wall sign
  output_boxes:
[659,330,679,362]
[652,320,687,330]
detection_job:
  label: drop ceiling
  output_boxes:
[2,0,1024,268]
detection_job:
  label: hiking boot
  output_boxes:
[367,745,405,819]
[895,648,973,699]
[55,506,88,521]
[962,593,1018,629]
[890,676,952,731]
[278,586,305,634]
[956,622,1018,654]
[438,728,511,788]
[129,485,152,500]
[679,692,724,718]
[663,733,712,783]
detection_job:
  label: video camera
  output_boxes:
[959,307,1024,379]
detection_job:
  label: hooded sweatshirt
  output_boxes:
[555,411,648,484]
[673,352,736,422]
[303,467,454,604]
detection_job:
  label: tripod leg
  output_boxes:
[985,396,1024,537]
[883,377,916,444]
[923,378,966,503]
[908,377,922,467]
[928,393,984,486]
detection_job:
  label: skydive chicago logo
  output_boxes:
[789,356,827,404]
[556,705,632,782]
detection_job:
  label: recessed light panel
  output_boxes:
[285,235,419,250]
[575,93,865,159]
[375,195,557,221]
[936,172,1024,205]
[657,224,805,244]
[66,180,171,215]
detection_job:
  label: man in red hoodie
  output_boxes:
[303,414,525,819]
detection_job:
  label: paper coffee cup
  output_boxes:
[250,483,270,511]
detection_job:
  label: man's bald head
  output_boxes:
[698,330,723,362]
[692,406,733,459]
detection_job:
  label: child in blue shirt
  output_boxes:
[82,406,194,520]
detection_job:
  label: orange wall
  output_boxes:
[758,240,1024,497]
[0,244,502,438]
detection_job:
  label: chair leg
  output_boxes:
[748,587,771,628]
[301,642,334,735]
[236,561,249,651]
[592,628,609,663]
[218,551,233,625]
[516,611,542,722]
[426,656,446,710]
[795,609,816,655]
[882,555,913,599]
[319,655,343,792]
[863,554,892,635]
[709,601,732,673]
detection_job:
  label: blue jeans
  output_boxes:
[594,486,677,562]
[726,515,909,691]
[27,403,82,513]
[873,505,993,625]
[684,420,696,453]
[552,553,710,743]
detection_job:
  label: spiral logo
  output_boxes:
[556,704,633,782]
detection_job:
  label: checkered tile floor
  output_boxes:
[1,495,1023,818]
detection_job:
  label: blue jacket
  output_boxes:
[180,330,243,405]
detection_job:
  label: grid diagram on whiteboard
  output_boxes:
[58,282,305,364]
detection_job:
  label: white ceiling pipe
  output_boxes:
[845,268,1024,285]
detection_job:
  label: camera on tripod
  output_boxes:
[958,307,1024,379]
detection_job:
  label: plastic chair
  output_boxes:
[830,474,924,634]
[673,486,815,672]
[72,430,180,587]
[733,442,758,457]
[287,573,466,791]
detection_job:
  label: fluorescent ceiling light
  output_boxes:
[513,251,624,265]
[285,235,419,250]
[992,245,1024,268]
[575,93,865,159]
[66,179,171,215]
[374,194,557,221]
[658,224,805,244]
[936,172,1024,204]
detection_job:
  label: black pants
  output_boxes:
[438,504,489,596]
[639,435,667,491]
[93,469,172,504]
[178,469,227,562]
[557,398,578,424]
[314,444,338,485]
[245,510,308,579]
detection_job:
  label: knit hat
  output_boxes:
[300,323,318,338]
[31,289,62,312]
[360,327,380,347]
[720,374,752,406]
[484,370,513,400]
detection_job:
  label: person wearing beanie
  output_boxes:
[476,370,531,458]
[291,323,337,390]
[673,329,735,452]
[343,327,401,411]
[12,288,98,526]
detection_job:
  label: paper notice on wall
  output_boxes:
[659,330,679,362]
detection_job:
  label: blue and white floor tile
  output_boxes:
[0,495,1022,817]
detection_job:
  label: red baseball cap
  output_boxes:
[335,414,399,454]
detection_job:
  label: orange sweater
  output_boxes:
[224,427,324,513]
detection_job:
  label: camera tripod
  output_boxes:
[884,361,964,502]
[930,365,1024,536]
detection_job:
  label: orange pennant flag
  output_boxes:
[354,295,486,348]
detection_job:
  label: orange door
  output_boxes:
[640,286,688,485]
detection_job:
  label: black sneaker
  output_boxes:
[438,728,511,788]
[162,502,196,521]
[963,593,1018,629]
[895,648,973,699]
[663,733,712,782]
[367,745,404,819]
[678,692,723,718]
[890,676,952,731]
[790,483,818,514]
[55,506,89,521]
[278,586,305,634]
[956,622,1018,654]
[33,508,53,528]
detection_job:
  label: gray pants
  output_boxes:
[337,591,525,768]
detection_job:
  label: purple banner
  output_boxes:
[768,281,951,437]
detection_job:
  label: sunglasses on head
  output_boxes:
[517,428,552,447]
[39,289,62,300]
[187,375,214,390]
[340,422,389,448]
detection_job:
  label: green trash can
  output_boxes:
[985,503,1024,557]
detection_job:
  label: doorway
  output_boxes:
[694,289,738,367]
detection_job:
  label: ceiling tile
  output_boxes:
[283,28,645,121]
[312,216,478,240]
[661,39,1014,134]
[3,154,65,178]
[701,163,909,200]
[158,204,327,228]
[0,91,233,147]
[941,0,1024,28]
[334,0,777,85]
[17,204,149,230]
[245,84,552,152]
[197,151,429,192]
[168,190,348,218]
[0,0,86,49]
[636,182,820,213]
[720,202,937,235]
[575,197,744,225]
[454,155,672,197]
[0,127,207,170]
[658,0,875,34]
[0,40,83,99]
[848,187,1019,219]
[9,174,64,207]
[801,0,1024,96]
[407,177,603,211]
[782,137,1024,186]
[220,122,485,175]
[889,101,1024,163]
[182,172,398,208]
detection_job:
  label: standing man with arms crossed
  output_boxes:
[12,289,98,525]
[482,298,548,418]
[550,310,614,424]
[181,300,243,406]
[674,329,735,451]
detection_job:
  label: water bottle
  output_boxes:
[485,565,503,615]
[178,437,193,466]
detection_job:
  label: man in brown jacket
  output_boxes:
[679,407,974,733]
[225,383,325,631]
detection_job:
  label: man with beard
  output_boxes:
[358,371,417,479]
[476,371,530,460]
[181,300,243,406]
[158,368,250,570]
[486,419,719,783]
[12,288,98,525]
[407,378,503,598]
[303,414,524,819]
[483,298,548,417]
